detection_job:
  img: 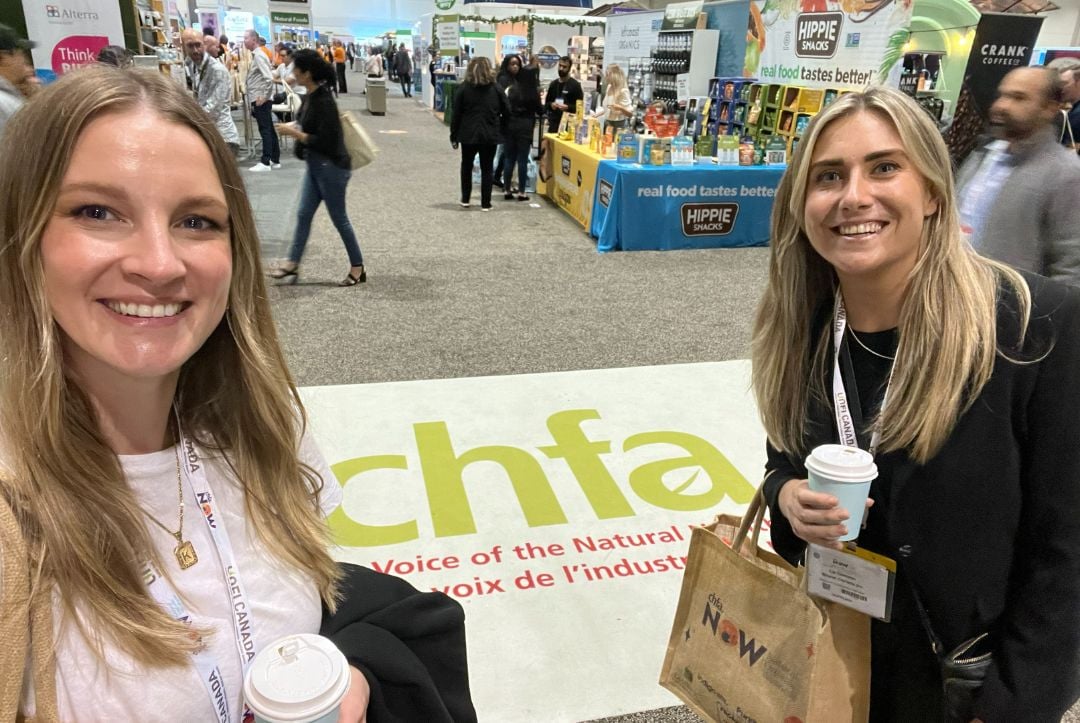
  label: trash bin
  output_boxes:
[366,77,386,116]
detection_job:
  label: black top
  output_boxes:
[449,82,508,146]
[544,76,583,134]
[762,272,1080,721]
[296,84,351,170]
[501,75,541,144]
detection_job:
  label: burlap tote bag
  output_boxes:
[340,110,378,170]
[660,489,870,722]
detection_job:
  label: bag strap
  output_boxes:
[0,495,58,722]
[1062,109,1076,148]
[900,561,945,657]
[733,487,766,555]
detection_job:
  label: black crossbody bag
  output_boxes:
[907,576,994,722]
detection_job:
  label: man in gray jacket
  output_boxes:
[956,66,1080,286]
[182,29,239,154]
[0,25,34,138]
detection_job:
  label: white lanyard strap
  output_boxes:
[176,424,258,669]
[831,294,898,456]
[141,416,259,723]
[144,564,232,723]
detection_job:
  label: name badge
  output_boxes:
[806,543,896,621]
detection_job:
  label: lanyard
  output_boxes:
[143,416,259,723]
[831,294,898,456]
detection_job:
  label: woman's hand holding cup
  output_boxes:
[778,478,873,550]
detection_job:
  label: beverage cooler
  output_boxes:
[649,29,719,112]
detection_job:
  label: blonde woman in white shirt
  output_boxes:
[597,64,632,132]
[0,64,371,722]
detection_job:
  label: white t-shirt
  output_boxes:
[276,61,306,96]
[20,433,342,722]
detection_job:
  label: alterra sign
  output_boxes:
[744,0,912,89]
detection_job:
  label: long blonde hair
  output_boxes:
[604,64,627,94]
[751,86,1030,464]
[0,66,340,666]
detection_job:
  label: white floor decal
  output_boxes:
[301,361,768,722]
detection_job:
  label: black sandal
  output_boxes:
[268,266,298,282]
[339,268,367,286]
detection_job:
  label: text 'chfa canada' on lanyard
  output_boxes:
[831,293,899,456]
[143,409,258,723]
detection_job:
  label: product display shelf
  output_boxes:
[649,28,719,112]
[708,76,756,136]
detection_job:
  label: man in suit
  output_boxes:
[956,66,1080,286]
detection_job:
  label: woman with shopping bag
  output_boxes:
[751,86,1080,721]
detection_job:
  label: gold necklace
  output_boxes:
[848,328,896,361]
[145,442,199,569]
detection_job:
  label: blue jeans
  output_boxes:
[287,154,364,267]
[503,136,530,193]
[250,100,280,165]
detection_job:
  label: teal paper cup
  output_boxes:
[805,444,878,542]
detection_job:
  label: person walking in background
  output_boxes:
[244,28,280,172]
[0,24,34,137]
[956,66,1080,286]
[492,55,517,189]
[595,64,632,133]
[451,57,508,211]
[395,43,412,98]
[272,49,366,287]
[500,54,540,201]
[545,56,582,134]
[332,40,348,94]
[364,46,382,95]
[1047,57,1080,152]
[754,85,1080,721]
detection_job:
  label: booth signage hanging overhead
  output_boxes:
[271,11,310,24]
[436,14,460,57]
[943,13,1044,165]
[24,0,124,78]
[434,0,457,9]
[744,0,913,88]
[661,1,704,31]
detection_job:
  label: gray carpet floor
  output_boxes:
[246,72,1078,723]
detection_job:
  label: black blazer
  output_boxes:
[763,272,1080,720]
[449,82,508,146]
[296,84,351,170]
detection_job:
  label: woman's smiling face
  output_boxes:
[803,110,939,288]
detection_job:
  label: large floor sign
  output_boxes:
[301,361,768,722]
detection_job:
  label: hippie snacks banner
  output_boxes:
[23,0,125,80]
[744,0,914,89]
[943,14,1043,165]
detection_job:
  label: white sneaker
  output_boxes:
[249,163,272,173]
[459,201,470,208]
[272,163,282,169]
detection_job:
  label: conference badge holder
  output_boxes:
[806,542,896,621]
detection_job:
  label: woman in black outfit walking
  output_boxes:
[271,49,366,286]
[450,57,508,210]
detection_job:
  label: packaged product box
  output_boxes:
[642,136,661,165]
[716,135,740,165]
[671,136,694,165]
[765,135,788,166]
[738,135,755,166]
[617,132,638,163]
[695,134,716,158]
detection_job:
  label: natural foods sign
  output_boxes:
[744,0,914,89]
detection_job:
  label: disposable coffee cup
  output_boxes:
[244,634,351,723]
[804,444,878,542]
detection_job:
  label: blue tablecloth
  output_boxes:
[590,161,787,252]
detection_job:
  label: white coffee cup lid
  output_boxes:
[805,444,877,483]
[244,634,350,722]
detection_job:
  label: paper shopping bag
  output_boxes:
[660,490,870,723]
[339,110,378,170]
